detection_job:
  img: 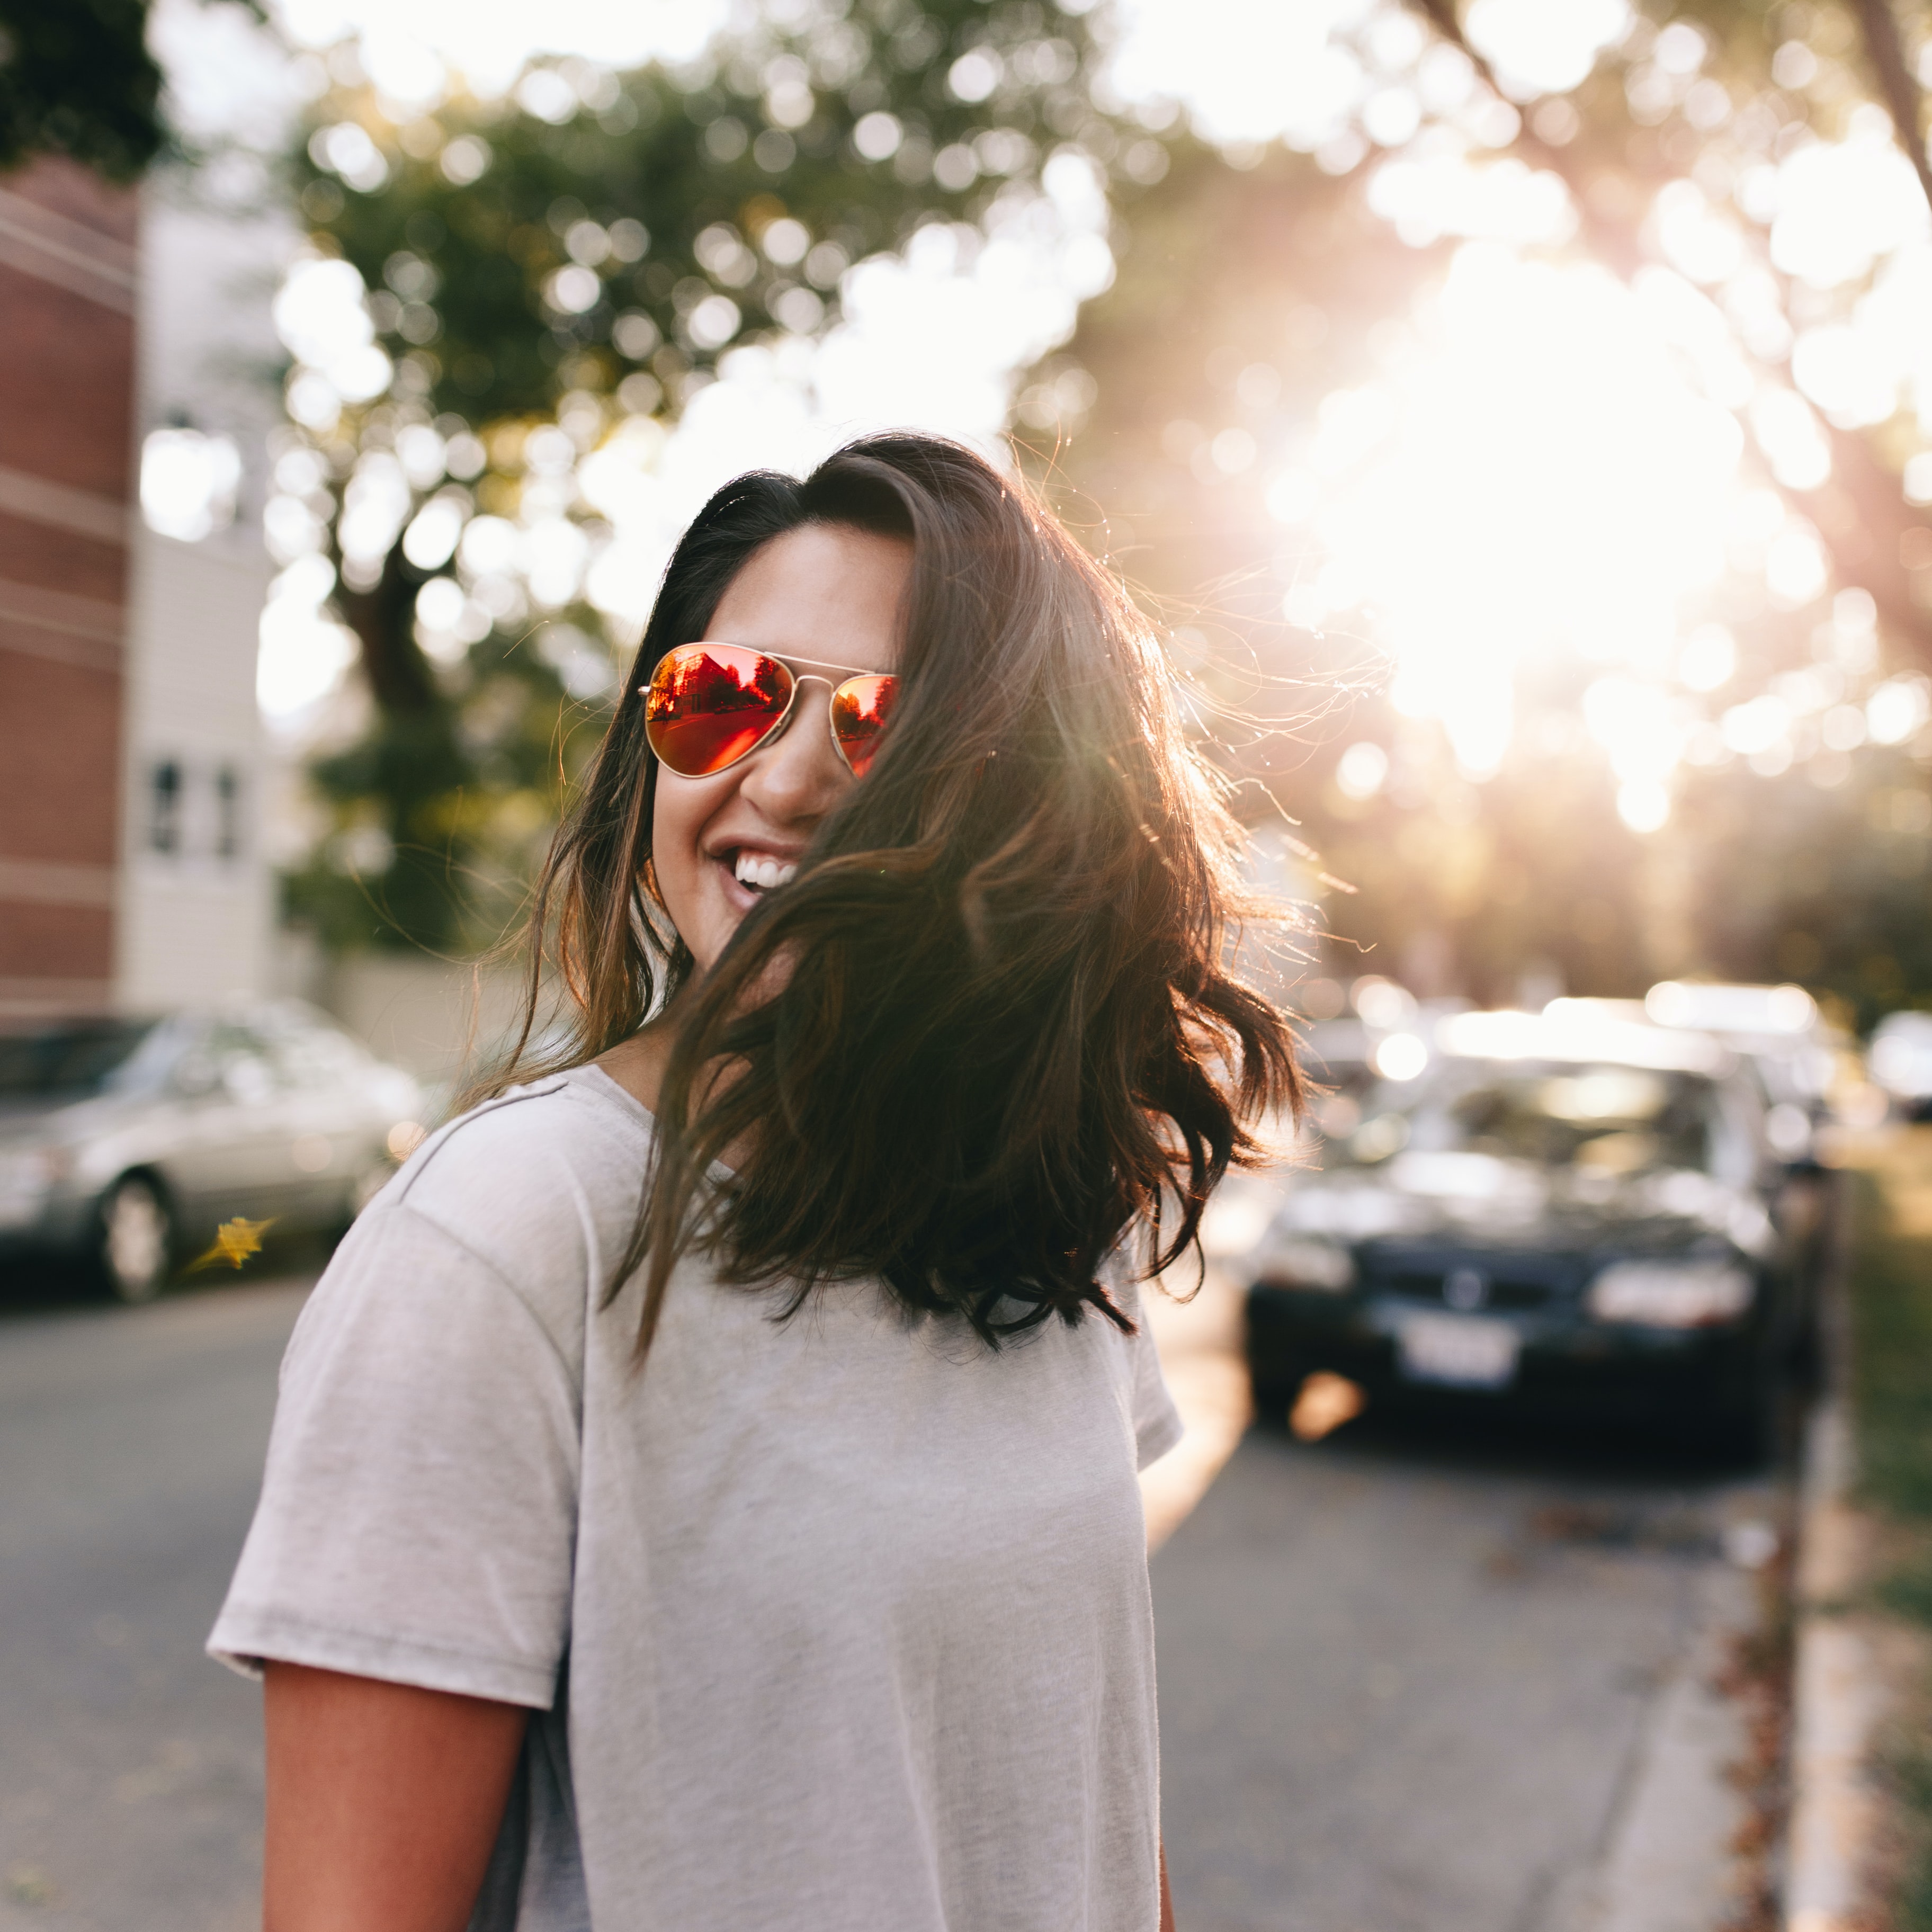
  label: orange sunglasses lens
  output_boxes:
[830,675,897,777]
[645,644,793,776]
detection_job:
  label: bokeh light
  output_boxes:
[141,428,243,543]
[1271,245,1743,787]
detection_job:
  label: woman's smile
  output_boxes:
[721,845,802,899]
[649,522,910,970]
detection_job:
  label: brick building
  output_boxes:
[0,154,276,1021]
[0,158,140,1018]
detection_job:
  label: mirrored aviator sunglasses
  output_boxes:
[643,642,899,780]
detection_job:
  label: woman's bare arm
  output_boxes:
[266,1659,1170,1929]
[263,1662,529,1932]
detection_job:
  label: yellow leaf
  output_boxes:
[186,1215,278,1273]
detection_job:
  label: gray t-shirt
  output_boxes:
[210,1065,1182,1930]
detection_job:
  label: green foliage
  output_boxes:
[1893,1750,1932,1932]
[1851,1160,1932,1520]
[305,4,1117,431]
[283,637,592,958]
[1676,753,1932,1030]
[0,0,164,181]
[1876,1559,1932,1625]
[1847,1148,1932,1931]
[286,0,1139,953]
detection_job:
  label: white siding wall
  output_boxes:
[319,955,532,1102]
[115,524,273,1009]
[115,173,293,1014]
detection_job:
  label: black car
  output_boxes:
[1244,1010,1811,1453]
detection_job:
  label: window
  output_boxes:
[0,1020,160,1097]
[208,1022,279,1103]
[149,760,182,854]
[214,764,241,859]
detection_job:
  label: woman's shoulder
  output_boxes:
[412,1062,651,1171]
[272,1069,653,1410]
[364,1065,655,1295]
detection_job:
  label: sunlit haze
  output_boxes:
[200,0,1932,827]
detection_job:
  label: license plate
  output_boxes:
[1396,1312,1520,1390]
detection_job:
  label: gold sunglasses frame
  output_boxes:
[641,642,898,779]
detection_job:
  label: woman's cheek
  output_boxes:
[650,773,737,964]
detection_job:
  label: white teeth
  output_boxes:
[732,853,798,890]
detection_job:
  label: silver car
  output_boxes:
[0,1001,426,1302]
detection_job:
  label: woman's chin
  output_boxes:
[691,891,756,970]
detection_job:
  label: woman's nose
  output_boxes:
[738,682,852,822]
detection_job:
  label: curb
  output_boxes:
[1589,1559,1760,1932]
[1784,1401,1881,1932]
[1784,1177,1883,1932]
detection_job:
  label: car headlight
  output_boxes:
[0,1147,67,1226]
[1253,1233,1357,1293]
[1586,1260,1755,1327]
[0,1146,68,1186]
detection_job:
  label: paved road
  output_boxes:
[1153,1408,1773,1932]
[0,1275,1774,1931]
[0,1277,308,1931]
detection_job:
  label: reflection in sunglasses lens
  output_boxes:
[832,675,897,776]
[647,647,791,776]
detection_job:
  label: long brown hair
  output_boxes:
[486,433,1302,1350]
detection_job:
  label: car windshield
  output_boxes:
[0,1019,164,1099]
[1340,1060,1727,1178]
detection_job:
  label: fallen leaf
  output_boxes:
[185,1216,278,1273]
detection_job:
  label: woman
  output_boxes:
[211,433,1300,1930]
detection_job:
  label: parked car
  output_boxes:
[1549,983,1844,1272]
[1242,1007,1811,1454]
[1639,981,1844,1162]
[0,1002,425,1302]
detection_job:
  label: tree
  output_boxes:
[0,0,163,180]
[1047,0,1932,1023]
[273,0,1156,954]
[0,0,264,182]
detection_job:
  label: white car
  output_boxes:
[0,1001,425,1302]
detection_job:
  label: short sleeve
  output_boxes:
[1102,1238,1185,1472]
[1126,1313,1184,1471]
[207,1200,584,1709]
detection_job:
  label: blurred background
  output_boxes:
[4,0,1930,1068]
[6,0,1932,1928]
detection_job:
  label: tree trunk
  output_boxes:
[335,546,439,716]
